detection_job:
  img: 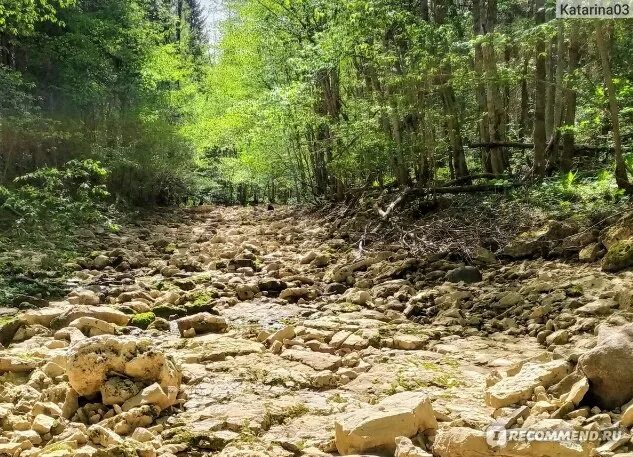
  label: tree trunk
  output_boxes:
[519,53,530,141]
[481,0,505,175]
[561,26,579,172]
[595,22,632,191]
[420,0,429,21]
[473,0,492,172]
[533,0,547,177]
[545,21,566,168]
[441,85,469,179]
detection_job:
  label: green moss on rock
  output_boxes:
[602,239,633,272]
[128,311,156,329]
[152,304,187,319]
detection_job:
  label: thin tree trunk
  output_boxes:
[473,0,492,172]
[519,53,530,141]
[595,22,632,191]
[481,0,505,174]
[561,26,579,172]
[533,0,547,177]
[546,21,566,168]
[442,85,469,179]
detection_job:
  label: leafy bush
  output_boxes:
[0,159,111,230]
[513,170,628,217]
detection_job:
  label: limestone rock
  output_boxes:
[485,359,570,408]
[235,283,258,301]
[601,213,633,248]
[32,414,56,434]
[0,355,44,373]
[266,325,295,345]
[393,334,427,350]
[578,323,633,408]
[122,382,177,411]
[564,377,589,406]
[0,318,22,346]
[395,436,432,457]
[602,239,633,272]
[68,316,117,337]
[52,306,130,328]
[579,243,604,262]
[279,287,312,301]
[100,376,142,405]
[433,422,595,457]
[621,402,633,427]
[281,349,341,371]
[432,427,490,457]
[176,313,228,337]
[68,290,100,306]
[66,335,181,397]
[334,391,437,455]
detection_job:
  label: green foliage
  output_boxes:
[0,0,75,35]
[514,170,628,217]
[0,160,110,229]
[1,0,206,206]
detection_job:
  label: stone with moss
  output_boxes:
[128,312,156,329]
[152,304,187,319]
[0,317,22,346]
[602,239,633,272]
[164,427,238,451]
[184,301,217,315]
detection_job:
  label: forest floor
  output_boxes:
[1,204,633,457]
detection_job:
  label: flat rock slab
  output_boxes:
[485,359,571,408]
[281,349,342,371]
[174,334,264,363]
[334,391,437,455]
[220,301,305,330]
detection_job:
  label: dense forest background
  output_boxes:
[1,0,633,210]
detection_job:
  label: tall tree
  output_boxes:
[533,0,547,177]
[595,21,632,192]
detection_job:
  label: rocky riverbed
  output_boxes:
[1,205,633,457]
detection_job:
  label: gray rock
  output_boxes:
[446,266,482,284]
[578,323,633,408]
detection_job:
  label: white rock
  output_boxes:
[335,391,437,455]
[485,360,570,408]
[66,336,181,397]
[32,414,56,434]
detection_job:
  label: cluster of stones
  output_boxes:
[0,206,632,457]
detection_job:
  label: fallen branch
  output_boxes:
[374,182,519,221]
[443,173,511,186]
[467,141,616,153]
[431,183,519,194]
[374,187,417,220]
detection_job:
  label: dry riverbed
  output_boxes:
[1,205,633,457]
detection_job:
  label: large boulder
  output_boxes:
[66,336,181,404]
[334,391,437,455]
[503,221,577,259]
[601,212,633,248]
[578,323,633,408]
[51,305,130,329]
[601,239,633,272]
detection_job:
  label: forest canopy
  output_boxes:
[1,0,633,207]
